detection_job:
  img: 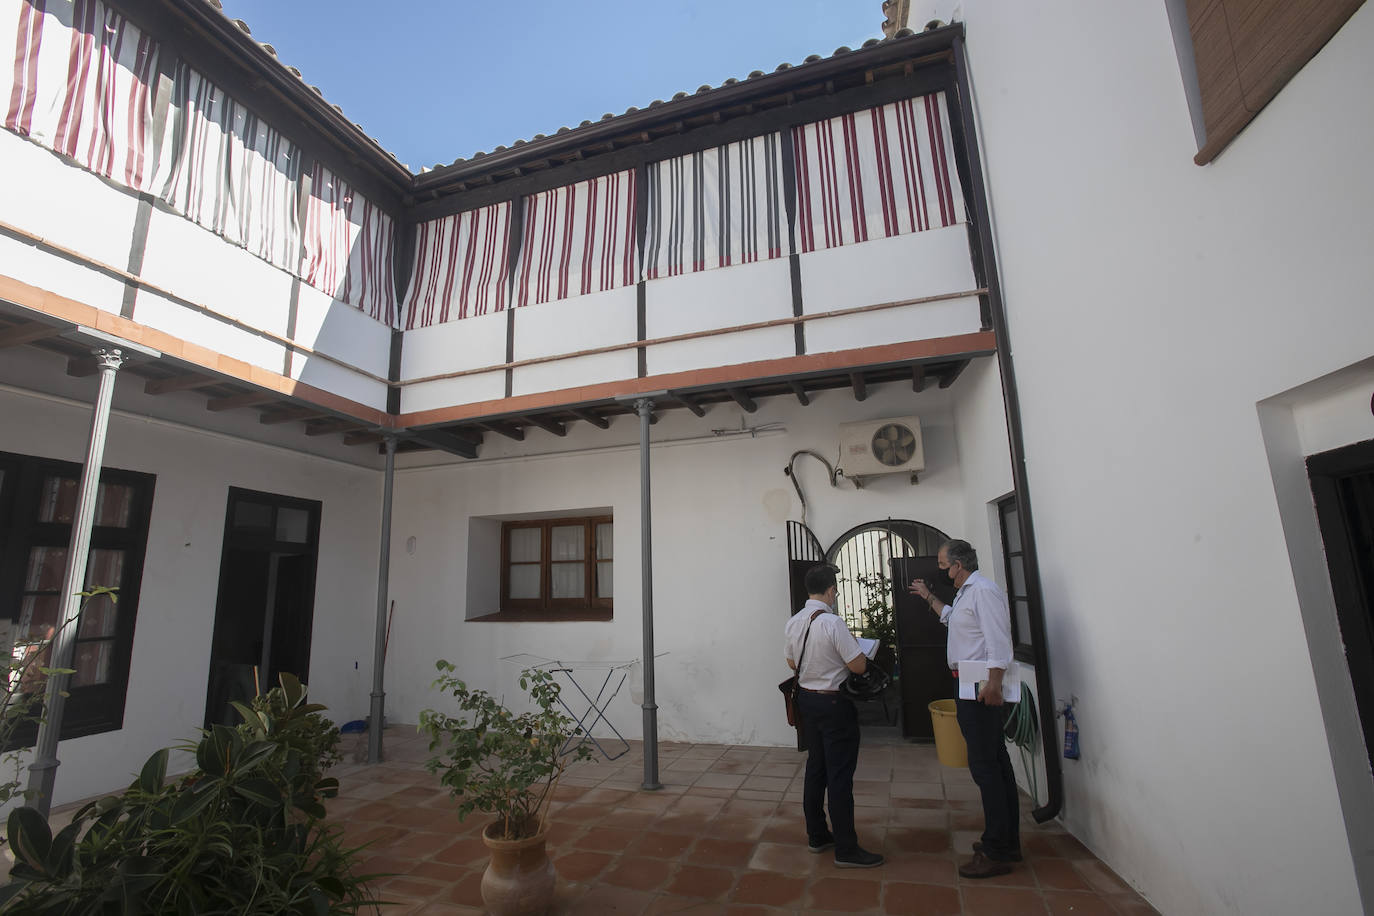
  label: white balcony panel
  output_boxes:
[512,351,638,397]
[293,284,391,379]
[644,257,792,338]
[646,326,795,377]
[401,308,506,382]
[401,371,506,415]
[513,286,637,360]
[0,234,126,314]
[288,352,388,412]
[140,208,294,337]
[804,295,984,354]
[799,223,977,315]
[133,287,286,371]
[0,129,141,272]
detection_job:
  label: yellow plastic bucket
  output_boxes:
[928,699,967,768]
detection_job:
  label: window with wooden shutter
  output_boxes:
[1184,0,1365,164]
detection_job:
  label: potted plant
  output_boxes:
[419,661,591,916]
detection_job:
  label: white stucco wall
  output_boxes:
[0,385,382,807]
[907,3,1374,913]
[384,369,1009,746]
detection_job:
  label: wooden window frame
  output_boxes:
[0,450,156,744]
[996,494,1037,664]
[483,515,612,622]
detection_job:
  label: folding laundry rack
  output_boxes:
[500,654,637,761]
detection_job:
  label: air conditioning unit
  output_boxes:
[837,416,925,485]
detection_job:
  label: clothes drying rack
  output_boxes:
[500,654,638,761]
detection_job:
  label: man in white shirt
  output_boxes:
[909,539,1020,878]
[784,564,884,869]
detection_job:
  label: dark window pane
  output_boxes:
[38,476,79,523]
[233,500,273,531]
[78,590,117,639]
[1014,599,1033,648]
[93,483,133,528]
[551,562,585,599]
[1001,504,1021,553]
[24,547,68,592]
[509,564,540,599]
[508,527,540,563]
[550,525,584,561]
[275,507,310,543]
[19,594,61,640]
[72,640,113,687]
[1009,556,1026,600]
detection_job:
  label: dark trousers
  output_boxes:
[955,698,1021,860]
[798,690,860,853]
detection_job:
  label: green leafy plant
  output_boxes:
[854,572,898,652]
[0,673,379,914]
[419,661,592,841]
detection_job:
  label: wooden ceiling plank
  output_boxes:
[0,321,63,349]
[342,431,384,446]
[260,407,327,425]
[206,392,279,412]
[478,421,525,442]
[522,415,568,437]
[570,408,611,429]
[143,372,219,396]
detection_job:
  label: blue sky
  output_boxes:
[217,0,885,172]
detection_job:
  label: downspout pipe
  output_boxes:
[634,396,663,790]
[951,31,1063,823]
[26,348,125,819]
[368,434,397,764]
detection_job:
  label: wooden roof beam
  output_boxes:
[912,363,927,393]
[144,372,219,396]
[727,388,758,413]
[478,421,525,442]
[207,391,278,412]
[788,381,810,406]
[343,431,384,446]
[522,415,567,437]
[0,321,63,348]
[938,359,971,389]
[673,393,706,418]
[570,408,611,429]
[304,420,363,437]
[408,428,479,459]
[260,407,327,425]
[850,372,868,402]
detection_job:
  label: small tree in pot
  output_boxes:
[419,661,591,916]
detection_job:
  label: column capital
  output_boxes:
[632,397,655,415]
[91,348,125,372]
[382,433,398,454]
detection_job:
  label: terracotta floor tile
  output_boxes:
[1044,891,1118,915]
[601,808,660,831]
[883,881,962,915]
[747,841,817,876]
[412,904,482,916]
[687,837,758,867]
[1073,860,1134,895]
[722,798,780,818]
[664,863,737,899]
[962,884,1051,916]
[668,794,729,816]
[602,855,674,891]
[1025,835,1063,858]
[565,883,654,914]
[740,775,792,792]
[735,789,786,803]
[554,850,614,881]
[886,827,951,854]
[1108,896,1162,914]
[882,853,959,886]
[433,836,489,867]
[758,818,802,844]
[807,874,882,910]
[441,870,485,907]
[1051,833,1095,860]
[581,787,636,806]
[709,814,768,841]
[635,830,696,859]
[692,772,748,789]
[405,860,470,883]
[379,876,446,902]
[556,803,608,824]
[730,871,806,907]
[655,813,716,835]
[573,825,642,852]
[1034,857,1093,891]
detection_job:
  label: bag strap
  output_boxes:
[793,608,827,683]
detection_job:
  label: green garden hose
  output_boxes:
[1003,683,1039,802]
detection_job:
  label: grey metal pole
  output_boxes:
[27,347,124,818]
[367,434,397,764]
[634,398,662,790]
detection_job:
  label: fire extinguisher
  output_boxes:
[1062,702,1080,760]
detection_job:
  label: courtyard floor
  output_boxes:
[327,726,1158,915]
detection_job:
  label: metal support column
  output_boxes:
[367,434,397,764]
[26,348,124,818]
[634,397,662,790]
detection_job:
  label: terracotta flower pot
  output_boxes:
[480,819,556,916]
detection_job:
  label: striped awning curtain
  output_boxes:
[154,61,301,271]
[514,169,637,308]
[403,201,511,329]
[643,132,787,280]
[1,0,160,190]
[301,162,398,325]
[792,92,965,252]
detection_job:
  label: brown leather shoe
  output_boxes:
[959,850,1013,879]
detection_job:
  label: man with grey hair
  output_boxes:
[910,538,1019,878]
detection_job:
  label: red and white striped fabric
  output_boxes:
[643,132,787,280]
[403,201,511,329]
[301,162,398,326]
[1,0,160,190]
[514,170,637,308]
[154,61,301,271]
[792,92,965,252]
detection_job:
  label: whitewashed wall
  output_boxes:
[910,2,1374,913]
[385,369,1008,746]
[0,386,382,807]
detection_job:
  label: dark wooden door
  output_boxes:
[786,521,825,616]
[891,556,957,739]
